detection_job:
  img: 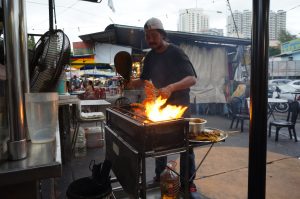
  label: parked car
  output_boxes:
[287,80,300,90]
[268,79,292,86]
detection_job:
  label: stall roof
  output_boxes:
[79,24,251,50]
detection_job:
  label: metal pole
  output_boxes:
[248,0,270,198]
[20,0,30,93]
[3,0,29,160]
[49,0,53,31]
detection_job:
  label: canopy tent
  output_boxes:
[65,65,79,72]
[83,73,115,78]
[78,63,113,70]
[79,24,251,51]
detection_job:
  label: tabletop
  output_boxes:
[290,91,300,95]
[80,99,111,106]
[69,91,85,95]
[59,95,79,105]
[0,127,61,186]
[268,98,288,103]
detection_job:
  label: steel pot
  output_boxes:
[185,118,207,135]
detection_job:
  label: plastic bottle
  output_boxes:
[74,127,87,157]
[160,161,180,199]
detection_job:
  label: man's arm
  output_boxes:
[159,76,196,98]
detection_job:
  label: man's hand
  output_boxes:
[159,84,174,99]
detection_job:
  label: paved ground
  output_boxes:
[53,101,300,199]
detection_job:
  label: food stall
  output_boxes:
[0,0,271,199]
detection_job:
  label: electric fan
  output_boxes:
[29,29,70,92]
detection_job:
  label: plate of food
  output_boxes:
[188,127,228,143]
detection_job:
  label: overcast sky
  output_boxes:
[25,0,300,43]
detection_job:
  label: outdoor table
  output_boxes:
[79,99,111,113]
[0,128,61,198]
[69,90,85,95]
[267,98,288,120]
[290,91,300,101]
[58,95,79,163]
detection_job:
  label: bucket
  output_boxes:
[25,92,58,143]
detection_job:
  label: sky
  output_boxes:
[25,0,300,44]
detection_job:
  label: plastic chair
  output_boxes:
[268,101,299,142]
[71,100,106,153]
[228,97,250,132]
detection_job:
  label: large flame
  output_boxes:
[144,96,187,122]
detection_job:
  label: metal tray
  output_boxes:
[189,127,228,143]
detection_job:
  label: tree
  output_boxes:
[27,35,35,50]
[278,30,297,43]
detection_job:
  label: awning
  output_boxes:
[71,63,113,70]
[79,24,251,51]
[79,64,113,70]
[82,73,115,78]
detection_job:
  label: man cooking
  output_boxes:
[127,17,198,193]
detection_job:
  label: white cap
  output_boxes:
[144,17,164,30]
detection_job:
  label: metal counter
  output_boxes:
[0,127,62,186]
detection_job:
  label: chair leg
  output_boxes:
[292,127,298,142]
[236,119,239,128]
[268,124,272,137]
[230,118,235,129]
[71,123,80,153]
[240,120,244,132]
[100,121,105,141]
[275,127,280,142]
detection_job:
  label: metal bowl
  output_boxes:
[185,118,207,137]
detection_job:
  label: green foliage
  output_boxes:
[278,30,297,43]
[27,35,35,50]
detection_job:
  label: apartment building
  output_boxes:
[227,10,286,40]
[178,8,209,33]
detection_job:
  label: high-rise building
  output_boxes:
[276,10,287,39]
[269,11,277,40]
[227,10,243,37]
[178,8,209,33]
[227,10,286,40]
[242,10,252,38]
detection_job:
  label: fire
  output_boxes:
[144,96,187,122]
[130,80,188,122]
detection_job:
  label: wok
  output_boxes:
[114,51,132,82]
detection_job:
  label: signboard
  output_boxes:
[281,38,300,54]
[73,42,94,55]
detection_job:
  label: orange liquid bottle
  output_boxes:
[160,161,179,199]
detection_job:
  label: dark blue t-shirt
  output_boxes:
[140,44,196,108]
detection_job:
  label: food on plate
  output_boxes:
[191,129,222,142]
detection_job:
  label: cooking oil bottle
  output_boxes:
[160,161,180,199]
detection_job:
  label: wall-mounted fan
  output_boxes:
[29,29,70,92]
